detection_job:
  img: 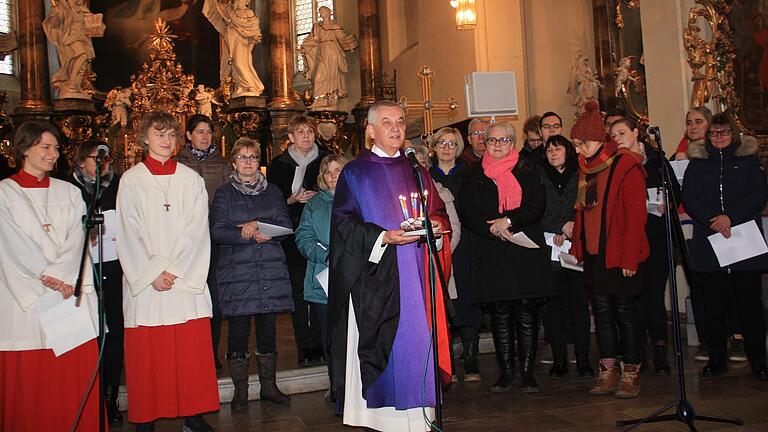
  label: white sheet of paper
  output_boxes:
[707,220,768,267]
[559,252,584,272]
[36,291,97,356]
[90,209,118,263]
[646,187,663,217]
[316,267,329,297]
[257,222,294,238]
[544,232,572,261]
[669,160,689,185]
[510,232,539,249]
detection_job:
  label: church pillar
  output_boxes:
[352,0,383,149]
[267,0,304,161]
[13,0,51,122]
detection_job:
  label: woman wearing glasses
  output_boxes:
[682,113,768,380]
[429,127,483,382]
[458,121,553,393]
[211,138,294,409]
[67,140,125,425]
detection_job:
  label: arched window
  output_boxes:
[294,0,334,73]
[0,0,14,75]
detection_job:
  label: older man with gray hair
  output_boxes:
[460,117,488,167]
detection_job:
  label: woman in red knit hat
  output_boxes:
[569,101,649,398]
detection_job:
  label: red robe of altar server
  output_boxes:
[116,156,219,423]
[0,171,101,431]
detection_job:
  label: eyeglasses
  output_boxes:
[708,129,732,138]
[469,131,486,137]
[541,123,562,131]
[436,140,458,149]
[486,137,514,147]
[87,155,111,162]
[235,154,259,162]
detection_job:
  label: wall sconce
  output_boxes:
[453,0,476,30]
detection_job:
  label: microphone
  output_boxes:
[646,126,660,136]
[404,146,420,168]
[96,144,110,162]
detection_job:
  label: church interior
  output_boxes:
[2,0,768,431]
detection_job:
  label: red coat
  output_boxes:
[571,149,649,271]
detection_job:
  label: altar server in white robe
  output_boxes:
[0,121,101,432]
[116,111,219,432]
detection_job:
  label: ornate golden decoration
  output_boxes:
[307,110,349,155]
[52,113,110,163]
[399,65,458,142]
[683,0,741,127]
[0,90,14,167]
[614,55,648,124]
[615,1,640,30]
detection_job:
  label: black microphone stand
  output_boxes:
[409,160,450,431]
[615,128,743,431]
[73,158,107,432]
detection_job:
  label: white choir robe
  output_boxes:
[116,161,213,327]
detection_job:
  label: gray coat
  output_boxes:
[210,181,295,317]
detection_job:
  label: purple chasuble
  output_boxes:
[333,149,445,409]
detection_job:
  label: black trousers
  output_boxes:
[637,261,669,343]
[451,236,483,345]
[100,261,124,387]
[593,293,642,364]
[700,271,766,366]
[544,269,591,360]
[289,265,322,352]
[227,313,277,354]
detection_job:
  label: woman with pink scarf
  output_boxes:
[458,121,554,393]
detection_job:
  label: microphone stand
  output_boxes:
[615,128,743,431]
[410,161,450,431]
[73,158,106,432]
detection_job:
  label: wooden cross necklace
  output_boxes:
[150,173,173,212]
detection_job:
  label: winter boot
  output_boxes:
[227,351,251,411]
[589,358,619,395]
[256,352,291,404]
[614,363,641,398]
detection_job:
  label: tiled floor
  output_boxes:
[111,342,768,431]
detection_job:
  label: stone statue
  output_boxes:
[615,56,635,98]
[0,32,17,60]
[194,84,220,117]
[567,50,602,118]
[203,0,265,98]
[300,6,358,110]
[42,0,105,100]
[105,88,132,128]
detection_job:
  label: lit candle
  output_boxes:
[423,189,429,215]
[399,195,409,221]
[411,193,419,219]
[221,135,226,158]
[123,133,128,157]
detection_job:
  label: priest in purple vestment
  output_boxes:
[327,101,451,431]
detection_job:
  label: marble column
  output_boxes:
[352,0,382,149]
[13,0,51,122]
[268,0,304,161]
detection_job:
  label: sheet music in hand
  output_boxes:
[707,220,768,267]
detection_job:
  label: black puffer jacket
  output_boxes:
[682,136,768,272]
[210,181,295,318]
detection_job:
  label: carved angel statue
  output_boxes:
[203,0,265,98]
[194,84,221,118]
[42,0,105,100]
[300,6,358,110]
[567,51,603,118]
[615,56,635,98]
[105,88,132,128]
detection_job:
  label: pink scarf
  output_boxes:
[482,149,522,213]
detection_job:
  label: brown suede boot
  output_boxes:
[589,358,619,395]
[256,352,290,404]
[615,363,641,398]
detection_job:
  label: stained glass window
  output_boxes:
[294,0,335,73]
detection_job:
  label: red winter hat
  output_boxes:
[570,100,605,142]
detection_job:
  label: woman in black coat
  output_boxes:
[66,140,124,425]
[682,113,768,380]
[267,114,327,367]
[539,135,594,379]
[458,121,553,393]
[211,138,295,408]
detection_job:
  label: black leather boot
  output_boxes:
[257,352,291,403]
[490,302,515,392]
[516,300,540,393]
[227,351,251,411]
[105,385,123,425]
[548,348,568,378]
[652,341,671,376]
[182,415,213,432]
[462,340,482,382]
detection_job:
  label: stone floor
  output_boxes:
[111,342,768,432]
